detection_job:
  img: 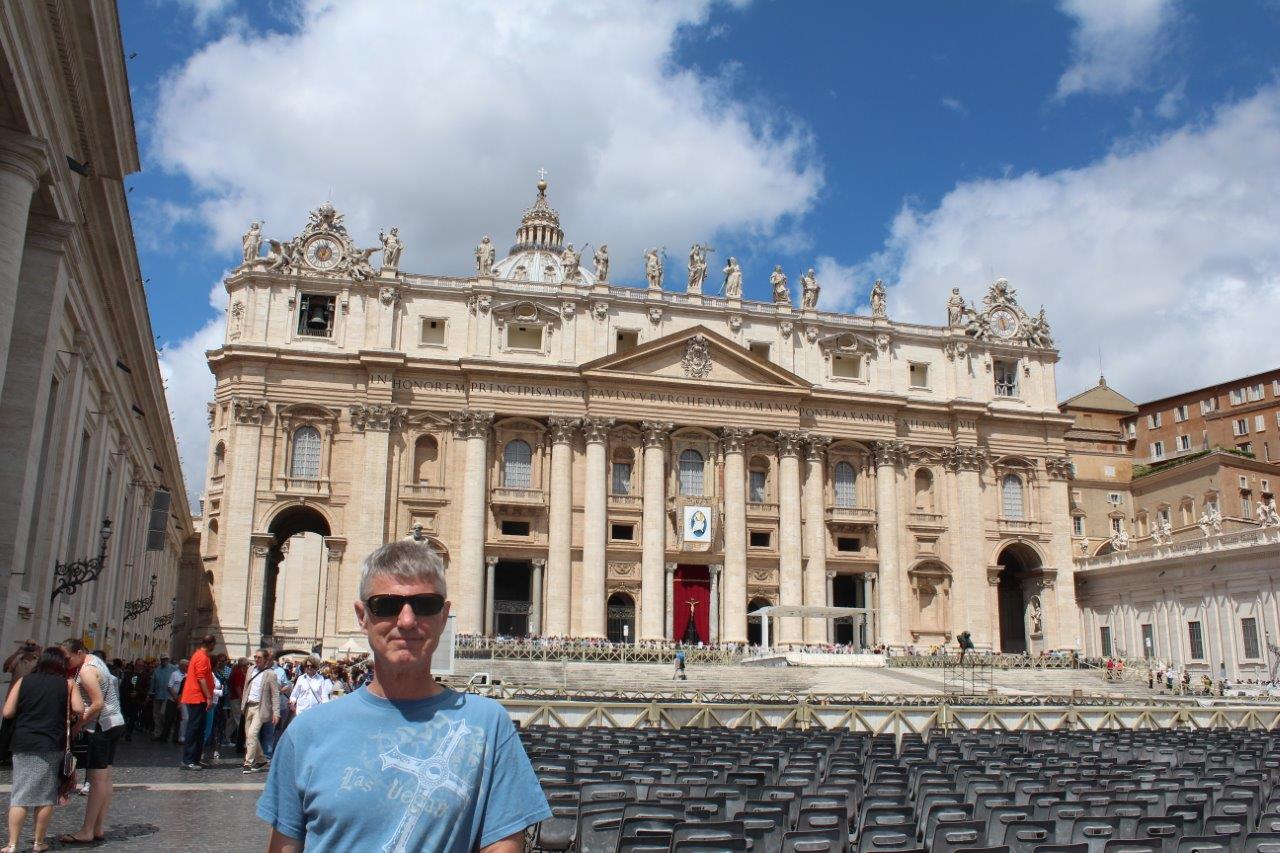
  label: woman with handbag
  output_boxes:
[1,646,84,853]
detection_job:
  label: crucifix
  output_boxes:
[379,718,472,853]
[682,597,702,644]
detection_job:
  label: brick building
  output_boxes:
[1126,368,1280,465]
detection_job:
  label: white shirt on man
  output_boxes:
[290,673,332,714]
[167,669,184,698]
[246,666,270,704]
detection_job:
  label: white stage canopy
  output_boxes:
[748,605,872,649]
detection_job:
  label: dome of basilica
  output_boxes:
[491,178,598,285]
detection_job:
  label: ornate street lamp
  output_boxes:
[153,597,177,633]
[49,519,113,603]
[122,575,157,621]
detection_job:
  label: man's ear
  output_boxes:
[353,599,366,628]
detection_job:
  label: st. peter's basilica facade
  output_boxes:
[196,179,1079,656]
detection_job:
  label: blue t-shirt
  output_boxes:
[257,687,549,852]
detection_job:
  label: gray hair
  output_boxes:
[358,540,447,601]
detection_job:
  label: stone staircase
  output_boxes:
[447,658,1156,700]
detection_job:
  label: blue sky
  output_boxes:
[120,0,1280,499]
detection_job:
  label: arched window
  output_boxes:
[413,435,439,484]
[205,518,219,556]
[1001,474,1024,519]
[503,439,532,488]
[290,426,321,479]
[748,456,770,503]
[679,449,704,496]
[212,442,225,477]
[834,461,857,507]
[914,469,934,512]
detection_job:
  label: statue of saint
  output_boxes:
[379,227,403,270]
[870,279,887,318]
[800,268,820,309]
[1028,598,1043,635]
[722,257,742,298]
[561,244,581,282]
[770,265,790,305]
[593,244,609,281]
[475,236,495,276]
[1028,307,1054,347]
[687,244,708,293]
[946,287,965,327]
[644,248,663,291]
[242,221,262,265]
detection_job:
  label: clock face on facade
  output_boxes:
[304,236,343,271]
[990,307,1019,339]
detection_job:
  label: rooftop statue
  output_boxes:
[562,244,581,282]
[870,280,887,318]
[593,244,609,281]
[770,265,790,306]
[475,236,495,276]
[242,221,262,266]
[946,287,966,327]
[644,248,663,291]
[687,244,709,294]
[800,268,820,309]
[722,257,742,298]
[379,227,403,270]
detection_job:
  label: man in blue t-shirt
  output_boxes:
[258,541,549,852]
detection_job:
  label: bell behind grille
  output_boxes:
[306,300,328,330]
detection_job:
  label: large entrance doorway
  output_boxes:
[262,506,331,642]
[492,560,532,637]
[995,542,1042,654]
[672,565,710,643]
[831,574,866,647]
[607,592,636,643]
[746,598,771,647]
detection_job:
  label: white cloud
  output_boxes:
[813,256,863,314]
[156,0,237,31]
[150,0,821,496]
[1055,0,1178,99]
[940,97,967,116]
[868,86,1280,403]
[1153,78,1186,119]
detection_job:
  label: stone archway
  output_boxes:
[262,505,332,640]
[746,597,771,647]
[994,542,1042,654]
[606,592,636,644]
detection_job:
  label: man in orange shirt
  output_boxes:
[181,634,218,770]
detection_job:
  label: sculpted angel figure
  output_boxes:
[1028,308,1053,347]
[379,227,403,269]
[722,257,743,298]
[593,244,609,281]
[242,221,262,265]
[1111,525,1130,552]
[687,244,708,293]
[475,236,495,275]
[561,243,581,282]
[946,287,966,327]
[266,238,299,272]
[770,265,790,305]
[870,279,887,318]
[800,268,820,309]
[644,248,663,291]
[350,247,378,281]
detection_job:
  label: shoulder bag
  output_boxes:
[57,681,77,802]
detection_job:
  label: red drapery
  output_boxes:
[672,565,710,643]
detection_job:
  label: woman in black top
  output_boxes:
[2,646,84,853]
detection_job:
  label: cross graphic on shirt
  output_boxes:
[379,718,473,853]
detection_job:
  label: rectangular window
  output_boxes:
[1274,379,1280,396]
[1104,465,1116,477]
[1150,441,1164,459]
[419,318,446,346]
[610,523,634,541]
[1256,415,1266,432]
[909,362,930,389]
[1233,419,1248,436]
[1125,422,1136,438]
[1241,617,1261,659]
[508,324,544,350]
[611,462,632,495]
[749,470,767,503]
[615,329,639,353]
[1262,478,1271,492]
[1248,383,1265,401]
[831,353,861,379]
[1187,621,1205,660]
[1174,404,1188,422]
[836,536,860,553]
[1177,434,1190,451]
[1108,492,1124,505]
[1240,475,1249,489]
[1242,495,1252,517]
[1111,517,1123,534]
[993,360,1019,397]
[1099,626,1113,657]
[1230,388,1244,405]
[749,530,771,548]
[297,293,335,337]
[1141,623,1155,657]
[1148,412,1162,428]
[1239,442,1253,455]
[1199,398,1216,415]
[748,341,771,360]
[1072,516,1085,535]
[500,520,530,537]
[1158,506,1171,525]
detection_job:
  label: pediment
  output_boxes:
[582,325,811,389]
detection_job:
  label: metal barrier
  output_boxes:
[456,639,744,665]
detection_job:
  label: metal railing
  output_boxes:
[887,653,1078,669]
[455,637,745,665]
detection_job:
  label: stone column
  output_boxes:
[529,558,545,636]
[827,570,837,642]
[544,417,578,636]
[721,427,751,644]
[350,403,402,579]
[873,440,905,647]
[579,417,613,638]
[709,564,722,643]
[451,410,493,635]
[776,430,804,646]
[1044,457,1081,649]
[640,422,672,640]
[220,399,270,641]
[0,131,48,397]
[320,537,346,645]
[949,445,991,649]
[802,435,830,643]
[483,556,497,635]
[665,563,676,640]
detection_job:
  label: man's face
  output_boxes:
[354,574,450,671]
[253,652,268,670]
[62,648,84,669]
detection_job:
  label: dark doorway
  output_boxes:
[747,597,771,647]
[493,560,531,636]
[996,542,1041,653]
[832,574,862,647]
[672,565,710,643]
[262,506,331,639]
[607,592,636,644]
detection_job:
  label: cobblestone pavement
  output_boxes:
[0,735,266,851]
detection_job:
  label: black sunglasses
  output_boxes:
[364,593,445,619]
